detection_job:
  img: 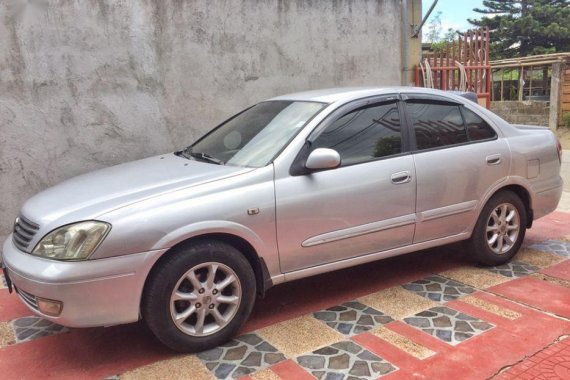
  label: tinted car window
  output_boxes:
[312,101,402,165]
[463,107,497,141]
[190,101,325,167]
[407,102,467,150]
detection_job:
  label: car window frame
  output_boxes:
[400,94,499,154]
[289,94,411,175]
[289,92,411,176]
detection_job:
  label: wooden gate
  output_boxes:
[415,27,492,108]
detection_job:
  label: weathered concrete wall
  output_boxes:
[0,0,415,242]
[491,101,550,126]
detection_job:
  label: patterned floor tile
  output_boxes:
[371,327,435,359]
[459,295,521,320]
[487,261,539,278]
[296,340,397,380]
[10,316,68,343]
[440,266,509,289]
[403,306,494,346]
[120,355,212,380]
[358,286,438,320]
[402,275,476,302]
[314,301,393,336]
[257,315,343,357]
[0,321,16,347]
[197,333,286,379]
[528,240,570,257]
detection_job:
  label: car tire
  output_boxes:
[468,190,527,266]
[141,239,256,352]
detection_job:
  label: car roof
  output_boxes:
[268,86,461,104]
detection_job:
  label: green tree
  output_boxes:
[469,0,570,59]
[426,11,443,43]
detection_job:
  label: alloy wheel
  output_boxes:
[169,262,242,337]
[485,202,520,255]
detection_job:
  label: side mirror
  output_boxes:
[305,148,341,171]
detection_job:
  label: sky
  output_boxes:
[423,0,487,36]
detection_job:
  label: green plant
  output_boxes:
[563,112,570,128]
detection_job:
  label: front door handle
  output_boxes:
[391,171,412,184]
[486,154,502,166]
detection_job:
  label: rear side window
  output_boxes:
[462,108,497,141]
[312,101,402,165]
[406,102,467,150]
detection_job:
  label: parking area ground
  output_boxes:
[1,209,570,380]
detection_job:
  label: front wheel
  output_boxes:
[142,240,256,352]
[468,191,527,266]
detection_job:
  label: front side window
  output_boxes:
[188,101,326,167]
[311,101,402,166]
[407,102,467,150]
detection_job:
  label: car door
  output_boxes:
[274,96,417,273]
[403,94,510,243]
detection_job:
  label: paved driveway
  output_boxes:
[1,210,570,379]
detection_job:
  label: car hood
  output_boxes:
[21,153,253,227]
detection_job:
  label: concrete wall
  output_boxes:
[490,101,550,127]
[0,0,418,242]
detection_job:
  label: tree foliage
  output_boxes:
[469,0,570,59]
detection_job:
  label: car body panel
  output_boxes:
[412,139,511,243]
[275,154,416,272]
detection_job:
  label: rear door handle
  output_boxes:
[486,154,502,165]
[391,171,412,184]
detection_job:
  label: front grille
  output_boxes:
[12,215,40,252]
[15,287,39,311]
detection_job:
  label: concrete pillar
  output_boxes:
[549,62,563,131]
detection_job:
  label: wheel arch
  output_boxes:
[485,183,533,228]
[145,232,273,299]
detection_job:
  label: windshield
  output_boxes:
[187,101,326,167]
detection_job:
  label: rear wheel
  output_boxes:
[142,240,256,352]
[468,191,527,266]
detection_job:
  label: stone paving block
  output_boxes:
[0,321,16,347]
[531,273,570,289]
[487,261,539,278]
[197,333,286,379]
[403,306,494,346]
[250,367,281,380]
[515,248,565,268]
[296,340,398,380]
[10,316,68,343]
[528,240,570,257]
[313,301,393,336]
[358,286,438,320]
[370,327,435,359]
[402,275,476,303]
[257,315,343,357]
[459,295,521,320]
[440,267,509,289]
[120,355,213,380]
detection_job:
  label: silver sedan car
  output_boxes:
[1,87,563,352]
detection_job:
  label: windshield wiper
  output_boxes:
[182,147,224,165]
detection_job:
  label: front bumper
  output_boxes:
[1,236,165,328]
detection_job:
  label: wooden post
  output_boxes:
[500,69,504,101]
[518,67,524,101]
[549,62,563,131]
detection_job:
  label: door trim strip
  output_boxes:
[418,200,478,222]
[302,214,416,247]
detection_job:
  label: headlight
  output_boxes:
[32,221,111,261]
